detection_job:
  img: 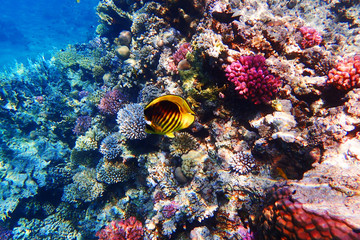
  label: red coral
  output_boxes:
[299,26,322,49]
[328,55,360,91]
[257,185,360,240]
[98,89,126,115]
[96,217,144,240]
[225,55,281,104]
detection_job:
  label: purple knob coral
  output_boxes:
[225,55,281,104]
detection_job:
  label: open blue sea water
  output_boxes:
[0,0,99,68]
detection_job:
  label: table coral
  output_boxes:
[225,55,281,104]
[327,55,360,91]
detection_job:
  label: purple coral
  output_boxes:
[172,43,192,65]
[73,115,92,135]
[162,201,179,218]
[299,26,322,49]
[98,89,126,115]
[225,55,281,104]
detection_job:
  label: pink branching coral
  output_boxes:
[225,55,281,104]
[98,89,126,115]
[96,217,144,240]
[328,55,360,91]
[299,26,322,49]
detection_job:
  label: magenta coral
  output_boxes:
[96,216,143,240]
[98,89,126,115]
[225,55,281,104]
[328,55,360,91]
[172,43,192,65]
[299,26,322,49]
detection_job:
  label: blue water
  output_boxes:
[0,0,99,68]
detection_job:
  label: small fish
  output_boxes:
[76,0,80,3]
[144,95,195,138]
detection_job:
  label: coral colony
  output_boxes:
[0,0,360,240]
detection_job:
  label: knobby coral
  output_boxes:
[96,216,143,240]
[328,55,360,91]
[225,55,281,104]
[299,26,322,49]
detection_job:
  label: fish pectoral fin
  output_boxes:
[165,132,175,138]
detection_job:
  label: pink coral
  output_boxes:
[299,26,322,49]
[225,55,281,104]
[98,89,126,115]
[169,43,193,73]
[96,217,143,240]
[328,55,360,91]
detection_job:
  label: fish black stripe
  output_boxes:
[161,110,176,132]
[163,111,180,133]
[157,103,173,126]
[171,113,182,132]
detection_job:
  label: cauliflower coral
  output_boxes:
[328,55,360,91]
[225,55,281,104]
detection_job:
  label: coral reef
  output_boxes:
[1,0,360,239]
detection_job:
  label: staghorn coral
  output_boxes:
[225,55,281,104]
[117,103,147,140]
[62,168,105,203]
[327,55,360,91]
[96,158,131,184]
[96,216,144,240]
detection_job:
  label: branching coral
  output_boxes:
[117,103,147,140]
[225,55,281,104]
[98,89,126,115]
[327,55,360,91]
[99,133,123,160]
[227,151,257,175]
[96,216,144,240]
[96,158,131,184]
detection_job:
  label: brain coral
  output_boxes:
[117,103,147,140]
[328,55,360,91]
[225,55,281,104]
